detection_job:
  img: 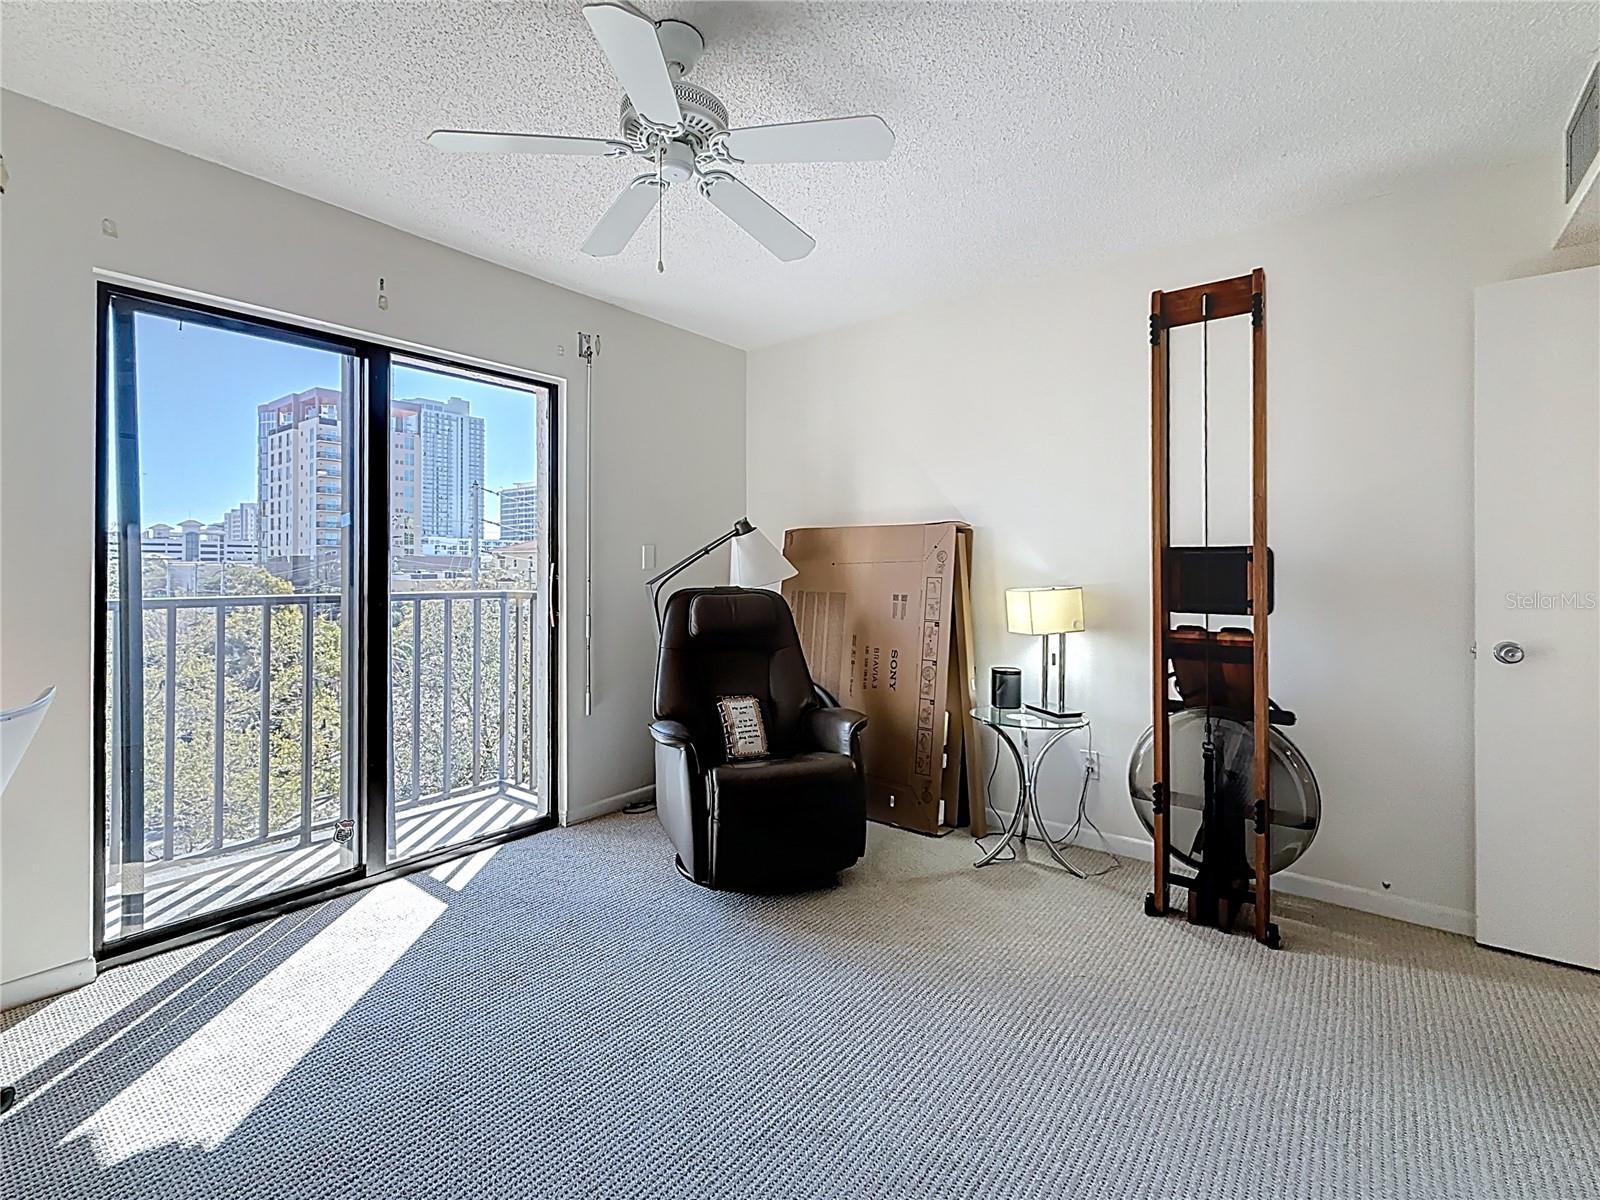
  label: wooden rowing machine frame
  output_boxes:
[1145,268,1281,950]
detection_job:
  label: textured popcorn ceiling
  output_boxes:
[2,2,1595,348]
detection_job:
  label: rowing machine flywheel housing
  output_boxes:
[1128,710,1321,876]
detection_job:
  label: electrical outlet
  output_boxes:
[1081,749,1101,779]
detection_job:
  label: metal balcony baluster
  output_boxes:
[103,589,537,928]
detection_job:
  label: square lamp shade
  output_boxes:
[730,528,798,589]
[1006,586,1085,635]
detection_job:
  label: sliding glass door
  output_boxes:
[100,293,363,943]
[385,358,553,863]
[97,288,557,955]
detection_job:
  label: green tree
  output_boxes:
[112,562,539,863]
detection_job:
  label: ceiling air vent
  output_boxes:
[1567,62,1598,203]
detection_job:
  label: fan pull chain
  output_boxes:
[657,144,665,274]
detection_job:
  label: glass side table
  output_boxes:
[971,705,1092,875]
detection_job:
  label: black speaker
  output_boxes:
[991,666,1022,710]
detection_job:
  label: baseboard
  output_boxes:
[1275,865,1474,935]
[1,957,96,1011]
[566,783,653,825]
[987,807,1476,937]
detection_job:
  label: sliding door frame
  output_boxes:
[93,283,560,966]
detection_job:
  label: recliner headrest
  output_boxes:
[688,591,779,641]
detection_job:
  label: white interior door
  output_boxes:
[1473,266,1600,970]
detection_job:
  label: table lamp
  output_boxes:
[1005,586,1085,718]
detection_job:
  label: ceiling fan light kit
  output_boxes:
[428,1,894,265]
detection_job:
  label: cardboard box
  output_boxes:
[783,522,982,835]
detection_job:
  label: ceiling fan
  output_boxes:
[428,1,895,265]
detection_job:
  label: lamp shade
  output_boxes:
[1006,586,1085,635]
[729,527,798,588]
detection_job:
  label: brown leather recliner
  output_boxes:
[649,587,868,891]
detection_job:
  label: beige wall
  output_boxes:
[746,160,1597,934]
[0,93,746,1001]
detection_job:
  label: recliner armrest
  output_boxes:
[808,706,868,757]
[651,719,702,782]
[649,718,694,747]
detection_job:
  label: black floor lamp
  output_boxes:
[646,517,797,631]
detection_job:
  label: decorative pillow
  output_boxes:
[715,695,769,761]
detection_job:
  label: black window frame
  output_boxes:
[93,282,560,966]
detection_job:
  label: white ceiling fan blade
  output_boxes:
[699,172,815,262]
[582,176,662,257]
[582,3,683,128]
[723,115,895,164]
[428,130,628,156]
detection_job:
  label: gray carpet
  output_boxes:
[3,813,1597,1200]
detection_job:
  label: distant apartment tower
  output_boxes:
[392,396,484,556]
[257,390,485,575]
[223,501,259,548]
[257,388,344,582]
[497,482,539,541]
[390,401,421,557]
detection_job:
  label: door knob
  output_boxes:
[1491,641,1525,665]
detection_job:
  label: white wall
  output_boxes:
[747,160,1597,934]
[0,93,745,1001]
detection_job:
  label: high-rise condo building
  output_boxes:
[497,481,539,542]
[258,389,485,578]
[223,501,259,548]
[391,396,485,556]
[256,388,344,583]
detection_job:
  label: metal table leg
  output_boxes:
[1026,726,1088,878]
[975,727,1029,867]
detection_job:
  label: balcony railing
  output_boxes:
[387,588,543,823]
[107,587,540,878]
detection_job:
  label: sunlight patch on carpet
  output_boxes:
[66,880,445,1164]
[430,845,500,891]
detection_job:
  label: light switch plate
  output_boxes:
[641,544,656,570]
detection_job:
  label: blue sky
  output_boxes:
[131,311,540,529]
